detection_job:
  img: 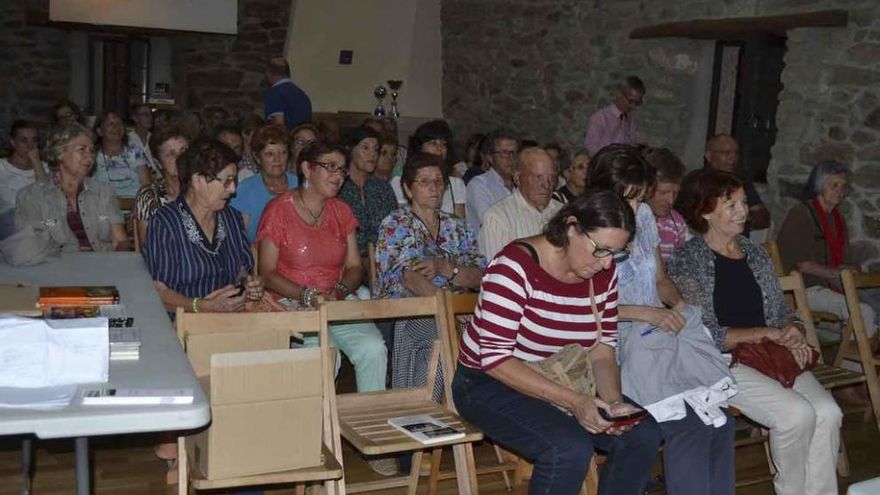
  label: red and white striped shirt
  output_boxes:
[459,243,619,371]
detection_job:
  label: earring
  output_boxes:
[302,179,310,189]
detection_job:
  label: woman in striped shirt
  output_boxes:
[453,191,662,495]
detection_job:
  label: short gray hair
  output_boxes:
[804,161,849,199]
[44,122,94,169]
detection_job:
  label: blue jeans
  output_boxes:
[452,364,662,495]
[658,406,735,495]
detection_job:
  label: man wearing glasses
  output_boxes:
[584,76,645,155]
[465,128,519,230]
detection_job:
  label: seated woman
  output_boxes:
[338,126,398,258]
[374,152,485,394]
[586,144,735,495]
[552,148,589,204]
[230,124,298,242]
[92,110,150,197]
[288,122,318,174]
[16,122,127,252]
[390,120,467,218]
[135,123,189,243]
[257,141,387,393]
[0,120,46,239]
[453,191,663,495]
[143,139,263,314]
[669,169,842,495]
[375,131,398,182]
[777,161,877,357]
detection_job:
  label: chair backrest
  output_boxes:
[366,242,377,293]
[762,240,785,277]
[442,291,479,363]
[777,271,823,355]
[841,268,880,343]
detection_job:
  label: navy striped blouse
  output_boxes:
[143,197,254,300]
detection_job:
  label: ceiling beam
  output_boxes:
[630,9,848,40]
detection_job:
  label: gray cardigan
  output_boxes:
[667,235,796,352]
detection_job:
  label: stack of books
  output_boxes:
[109,327,141,361]
[39,286,119,318]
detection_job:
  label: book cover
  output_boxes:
[39,286,119,305]
[387,415,465,445]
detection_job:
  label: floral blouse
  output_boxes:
[373,206,486,299]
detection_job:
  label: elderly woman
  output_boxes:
[552,148,589,204]
[230,124,298,242]
[390,120,467,218]
[289,122,318,174]
[375,152,485,395]
[338,126,398,257]
[134,123,189,242]
[453,191,662,495]
[777,161,877,354]
[16,122,127,252]
[257,141,387,393]
[587,145,735,495]
[375,131,398,182]
[669,170,842,495]
[92,110,150,197]
[143,139,262,314]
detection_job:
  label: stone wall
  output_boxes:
[0,0,72,146]
[174,0,292,125]
[441,0,880,269]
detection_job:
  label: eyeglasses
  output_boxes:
[293,137,314,146]
[312,161,348,176]
[621,90,643,107]
[412,178,445,189]
[425,139,448,148]
[584,231,629,259]
[207,175,237,188]
[493,150,517,158]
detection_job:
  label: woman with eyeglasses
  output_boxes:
[16,122,128,252]
[453,191,661,495]
[257,141,387,391]
[92,110,151,198]
[230,124,298,243]
[586,144,736,495]
[375,152,485,393]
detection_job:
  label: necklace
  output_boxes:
[296,190,325,226]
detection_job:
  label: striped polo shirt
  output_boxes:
[459,243,619,371]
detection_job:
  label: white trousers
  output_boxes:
[730,365,842,495]
[806,285,877,371]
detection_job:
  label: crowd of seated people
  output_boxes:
[6,68,879,495]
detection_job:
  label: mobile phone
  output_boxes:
[599,407,649,430]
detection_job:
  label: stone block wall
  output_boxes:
[441,0,880,269]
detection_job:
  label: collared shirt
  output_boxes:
[15,176,123,252]
[230,172,298,242]
[584,103,637,155]
[465,167,512,230]
[337,175,398,256]
[265,78,312,129]
[478,190,562,259]
[93,143,148,198]
[656,208,690,266]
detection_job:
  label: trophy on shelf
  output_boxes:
[373,85,387,117]
[388,80,403,117]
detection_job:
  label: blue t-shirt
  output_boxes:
[265,79,312,129]
[230,172,298,242]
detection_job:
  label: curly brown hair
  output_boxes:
[677,169,744,234]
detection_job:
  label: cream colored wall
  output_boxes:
[286,0,442,119]
[49,0,237,34]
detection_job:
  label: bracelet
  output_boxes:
[334,282,351,299]
[300,286,319,309]
[192,297,200,313]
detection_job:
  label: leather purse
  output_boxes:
[731,338,820,388]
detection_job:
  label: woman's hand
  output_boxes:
[412,259,438,279]
[570,395,612,435]
[600,401,644,436]
[770,325,807,349]
[646,307,686,333]
[244,275,263,301]
[200,285,246,313]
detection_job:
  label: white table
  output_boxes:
[0,252,210,494]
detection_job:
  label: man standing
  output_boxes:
[264,57,312,129]
[465,128,518,230]
[479,147,562,259]
[703,134,771,233]
[584,76,645,155]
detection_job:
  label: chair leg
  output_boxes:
[295,485,306,495]
[427,448,443,495]
[492,444,514,491]
[451,443,479,495]
[177,436,188,495]
[407,450,424,495]
[838,438,851,478]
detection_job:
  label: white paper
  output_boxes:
[0,315,109,388]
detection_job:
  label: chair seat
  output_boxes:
[337,392,483,456]
[190,444,342,490]
[813,363,866,389]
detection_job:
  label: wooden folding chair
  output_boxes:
[321,293,483,494]
[835,269,880,433]
[174,308,344,494]
[763,240,841,326]
[779,271,870,476]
